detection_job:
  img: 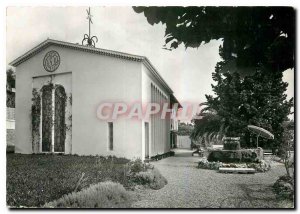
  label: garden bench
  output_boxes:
[219,167,256,174]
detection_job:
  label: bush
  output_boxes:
[223,141,241,150]
[247,160,271,172]
[127,158,153,175]
[44,181,132,208]
[273,175,294,200]
[207,150,242,162]
[6,145,15,153]
[128,158,145,174]
[240,150,258,162]
[133,168,167,190]
[198,158,222,170]
[207,149,260,163]
[126,159,167,190]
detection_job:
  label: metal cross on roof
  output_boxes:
[82,7,98,47]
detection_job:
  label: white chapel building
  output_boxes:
[10,39,180,160]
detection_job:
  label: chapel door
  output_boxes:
[41,85,53,152]
[54,86,66,152]
[41,84,66,153]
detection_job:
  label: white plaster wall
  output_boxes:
[141,64,171,157]
[15,45,142,159]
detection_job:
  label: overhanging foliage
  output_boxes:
[133,6,295,75]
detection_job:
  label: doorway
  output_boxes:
[41,84,66,153]
[145,122,149,158]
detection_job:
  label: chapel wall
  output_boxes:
[15,45,143,159]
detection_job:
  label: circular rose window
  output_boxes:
[43,50,60,72]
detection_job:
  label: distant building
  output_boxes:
[6,107,15,146]
[6,73,15,146]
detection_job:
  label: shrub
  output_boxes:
[273,175,294,200]
[133,168,167,190]
[207,149,260,163]
[126,159,167,190]
[207,150,242,162]
[6,145,15,153]
[198,158,222,170]
[223,141,241,150]
[240,150,258,162]
[247,160,271,172]
[128,158,145,174]
[127,158,153,175]
[44,181,132,208]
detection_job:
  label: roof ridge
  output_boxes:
[9,38,173,93]
[47,38,147,60]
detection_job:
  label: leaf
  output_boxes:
[165,36,174,44]
[170,41,178,49]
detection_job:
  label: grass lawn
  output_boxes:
[7,153,130,207]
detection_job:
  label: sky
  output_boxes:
[6,6,294,119]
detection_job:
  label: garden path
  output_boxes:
[132,149,286,208]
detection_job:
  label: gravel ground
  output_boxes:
[132,149,287,208]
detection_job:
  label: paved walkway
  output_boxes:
[132,149,286,208]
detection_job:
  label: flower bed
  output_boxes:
[150,151,175,161]
[198,157,271,172]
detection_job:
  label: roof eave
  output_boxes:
[170,94,182,108]
[9,39,51,67]
[9,38,174,95]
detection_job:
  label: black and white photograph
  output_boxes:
[5,2,296,209]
